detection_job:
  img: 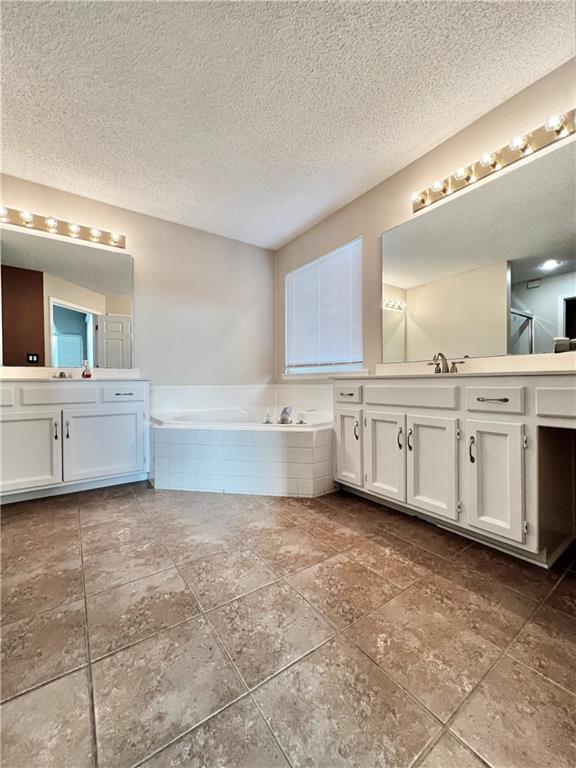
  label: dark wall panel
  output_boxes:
[1,264,45,366]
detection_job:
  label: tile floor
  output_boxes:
[1,483,575,767]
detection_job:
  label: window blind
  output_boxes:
[285,237,363,373]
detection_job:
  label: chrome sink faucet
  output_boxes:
[279,405,293,424]
[428,352,449,374]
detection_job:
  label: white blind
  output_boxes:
[285,237,363,372]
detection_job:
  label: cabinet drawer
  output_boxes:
[335,384,363,404]
[466,387,524,414]
[101,384,146,403]
[0,387,15,407]
[22,385,97,405]
[365,385,458,409]
[536,388,576,419]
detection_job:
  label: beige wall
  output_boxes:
[274,60,576,379]
[105,295,132,316]
[405,262,508,361]
[2,176,275,385]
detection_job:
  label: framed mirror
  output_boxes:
[381,140,576,363]
[1,227,133,369]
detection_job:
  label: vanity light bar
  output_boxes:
[0,207,126,249]
[411,107,575,213]
[382,298,407,311]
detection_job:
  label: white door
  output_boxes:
[365,411,406,502]
[95,315,132,368]
[1,410,63,492]
[407,414,458,520]
[467,420,525,543]
[62,406,145,482]
[335,407,363,487]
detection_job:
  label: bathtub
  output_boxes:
[152,407,332,429]
[150,407,335,497]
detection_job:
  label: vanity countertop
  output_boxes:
[333,370,575,380]
[0,377,151,382]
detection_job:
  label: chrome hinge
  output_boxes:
[364,417,367,427]
[523,521,529,533]
[364,473,368,483]
[523,435,528,448]
[457,501,463,515]
[456,427,462,440]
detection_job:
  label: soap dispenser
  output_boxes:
[81,360,92,379]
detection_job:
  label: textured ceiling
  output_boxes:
[382,141,576,289]
[2,1,575,249]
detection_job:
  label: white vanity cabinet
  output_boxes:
[334,373,576,566]
[0,410,63,492]
[335,406,364,487]
[0,380,149,501]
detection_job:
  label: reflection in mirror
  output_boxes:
[1,228,133,368]
[381,141,575,363]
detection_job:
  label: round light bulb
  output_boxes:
[545,112,566,133]
[20,210,33,225]
[0,206,8,221]
[454,166,471,182]
[90,228,102,240]
[480,152,497,168]
[508,134,528,152]
[45,217,58,230]
[69,223,80,236]
[110,232,121,244]
[541,259,560,272]
[431,179,447,194]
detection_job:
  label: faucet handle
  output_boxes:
[449,360,465,373]
[427,361,442,374]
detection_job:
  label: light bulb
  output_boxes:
[509,134,528,152]
[541,259,560,272]
[480,152,497,169]
[454,166,472,182]
[90,228,102,240]
[69,223,80,236]
[431,179,447,194]
[545,112,566,133]
[110,232,121,244]
[45,217,58,230]
[0,206,8,221]
[19,210,33,225]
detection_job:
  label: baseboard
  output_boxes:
[1,473,149,505]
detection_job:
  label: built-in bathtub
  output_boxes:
[150,408,335,497]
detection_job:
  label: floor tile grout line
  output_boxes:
[77,495,101,768]
[0,661,89,706]
[248,691,296,768]
[500,650,576,699]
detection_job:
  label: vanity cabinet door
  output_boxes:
[466,420,525,543]
[406,414,458,521]
[335,407,364,487]
[0,410,63,492]
[365,411,406,502]
[62,406,145,482]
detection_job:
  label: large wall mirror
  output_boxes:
[1,228,133,369]
[381,140,575,363]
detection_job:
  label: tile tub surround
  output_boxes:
[1,485,576,767]
[151,425,335,497]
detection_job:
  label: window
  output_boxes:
[285,237,363,375]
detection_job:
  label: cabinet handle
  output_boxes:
[115,392,134,396]
[340,392,355,397]
[469,435,476,463]
[54,422,59,440]
[397,426,403,450]
[476,396,509,403]
[65,421,70,439]
[353,421,359,440]
[407,428,413,451]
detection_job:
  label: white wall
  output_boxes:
[1,176,275,385]
[512,271,576,354]
[105,295,132,315]
[274,61,576,378]
[405,262,508,361]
